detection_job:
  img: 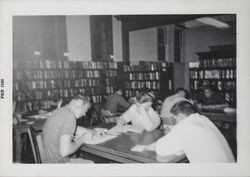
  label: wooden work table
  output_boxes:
[81,127,187,163]
[201,111,236,123]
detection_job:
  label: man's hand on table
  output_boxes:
[75,127,109,142]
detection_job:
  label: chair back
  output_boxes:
[100,109,121,124]
[27,126,45,163]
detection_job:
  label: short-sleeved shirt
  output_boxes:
[121,104,161,132]
[156,113,235,163]
[198,93,227,105]
[105,93,130,113]
[42,105,76,163]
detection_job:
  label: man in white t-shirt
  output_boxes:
[118,92,161,132]
[146,100,235,163]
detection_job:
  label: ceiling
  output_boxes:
[115,14,231,31]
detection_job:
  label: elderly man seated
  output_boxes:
[42,94,106,163]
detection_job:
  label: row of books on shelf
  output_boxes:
[14,79,103,91]
[105,86,114,94]
[125,72,160,81]
[124,90,141,98]
[15,88,103,104]
[190,80,236,91]
[200,57,236,68]
[122,62,172,72]
[20,101,53,112]
[139,61,172,70]
[105,78,117,86]
[70,79,101,88]
[13,60,118,70]
[17,95,103,112]
[14,70,102,80]
[104,70,117,77]
[124,81,161,90]
[190,69,236,79]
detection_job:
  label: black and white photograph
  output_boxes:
[1,0,250,176]
[12,14,237,164]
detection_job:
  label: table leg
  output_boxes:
[15,131,22,163]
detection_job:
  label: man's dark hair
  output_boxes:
[141,87,151,94]
[170,100,198,117]
[175,87,190,99]
[203,84,214,92]
[114,87,122,92]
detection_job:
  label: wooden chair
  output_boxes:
[100,109,121,124]
[89,104,103,126]
[27,126,45,163]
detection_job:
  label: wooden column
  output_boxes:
[121,22,130,63]
[90,15,113,61]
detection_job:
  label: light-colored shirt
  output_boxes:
[42,105,76,163]
[156,113,235,163]
[160,94,188,124]
[120,104,161,132]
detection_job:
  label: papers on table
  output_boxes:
[130,145,147,152]
[109,124,144,134]
[27,112,51,119]
[84,125,144,145]
[84,134,118,145]
[19,119,29,122]
[26,121,35,125]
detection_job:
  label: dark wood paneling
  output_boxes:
[90,15,113,61]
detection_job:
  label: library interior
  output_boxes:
[13,14,237,163]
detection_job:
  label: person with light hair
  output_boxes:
[118,91,161,132]
[43,94,106,163]
[160,87,190,126]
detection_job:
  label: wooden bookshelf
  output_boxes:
[189,50,236,107]
[13,60,118,112]
[13,59,174,113]
[118,61,174,100]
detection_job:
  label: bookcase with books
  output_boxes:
[118,61,174,100]
[13,59,174,113]
[189,50,236,107]
[13,60,118,112]
[100,62,118,97]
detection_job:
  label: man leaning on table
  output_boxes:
[42,94,106,163]
[196,85,229,110]
[145,100,235,163]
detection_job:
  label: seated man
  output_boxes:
[146,100,235,163]
[105,87,130,113]
[197,85,229,110]
[38,92,63,114]
[128,87,152,104]
[118,92,161,132]
[42,94,106,163]
[160,87,190,125]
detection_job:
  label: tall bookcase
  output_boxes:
[189,50,236,107]
[13,59,174,113]
[13,60,118,112]
[118,61,174,100]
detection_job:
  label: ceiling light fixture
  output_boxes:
[196,17,230,29]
